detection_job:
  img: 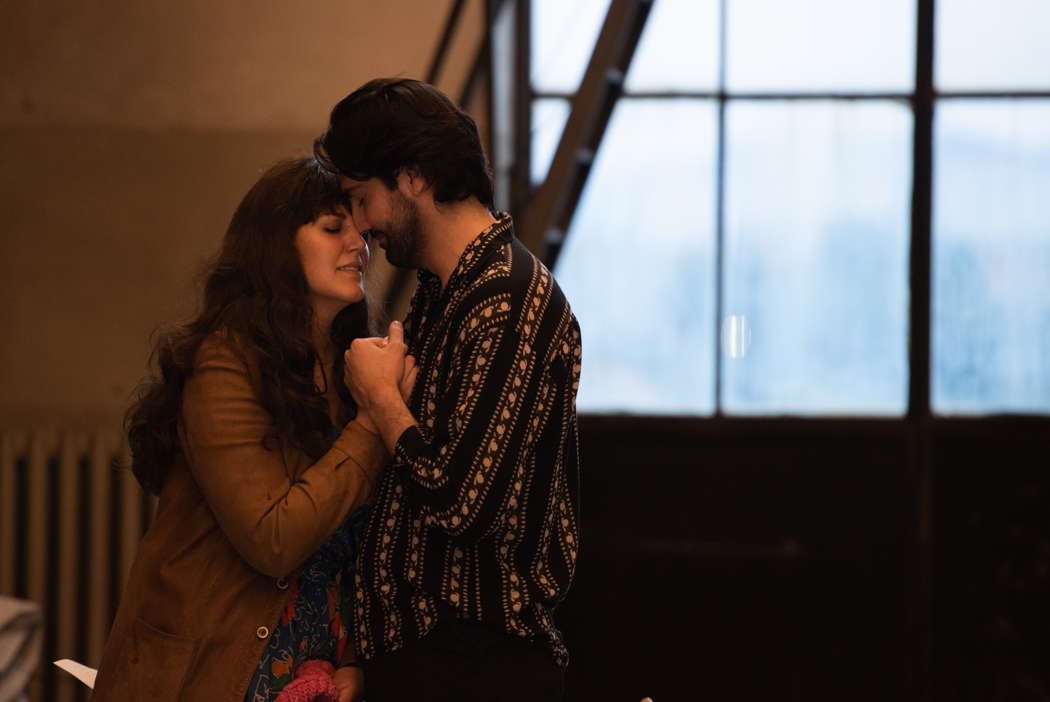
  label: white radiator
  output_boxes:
[0,427,155,702]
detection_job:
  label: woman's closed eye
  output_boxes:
[318,214,345,234]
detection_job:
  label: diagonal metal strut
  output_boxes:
[518,0,654,267]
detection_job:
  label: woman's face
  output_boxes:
[295,205,369,320]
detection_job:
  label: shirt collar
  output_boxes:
[416,211,514,297]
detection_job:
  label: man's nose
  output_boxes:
[351,209,370,235]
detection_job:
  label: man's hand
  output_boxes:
[343,321,419,454]
[348,350,413,435]
[344,321,408,411]
[332,665,364,702]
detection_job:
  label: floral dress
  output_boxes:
[244,505,370,702]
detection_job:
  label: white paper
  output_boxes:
[53,659,97,690]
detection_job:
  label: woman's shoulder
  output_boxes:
[182,329,268,412]
[193,328,260,376]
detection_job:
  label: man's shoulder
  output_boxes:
[458,243,518,308]
[467,238,569,301]
[455,259,574,342]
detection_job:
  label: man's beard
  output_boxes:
[381,191,424,269]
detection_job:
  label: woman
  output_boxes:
[92,157,410,702]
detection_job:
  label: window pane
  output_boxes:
[723,100,912,415]
[727,0,915,92]
[937,0,1050,90]
[933,100,1050,414]
[623,0,719,92]
[553,100,718,414]
[531,98,570,185]
[531,0,611,93]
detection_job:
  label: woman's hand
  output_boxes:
[333,665,364,702]
[400,354,418,403]
[353,404,379,435]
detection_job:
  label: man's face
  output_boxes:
[341,176,424,269]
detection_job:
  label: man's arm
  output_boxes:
[365,384,416,455]
[345,296,573,543]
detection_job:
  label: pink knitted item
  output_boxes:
[274,659,339,702]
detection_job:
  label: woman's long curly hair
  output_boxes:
[126,156,374,495]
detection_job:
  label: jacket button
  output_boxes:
[256,626,270,639]
[276,577,289,590]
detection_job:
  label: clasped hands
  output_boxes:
[343,321,417,436]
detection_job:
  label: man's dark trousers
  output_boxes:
[364,617,564,702]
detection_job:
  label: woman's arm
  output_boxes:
[179,336,387,577]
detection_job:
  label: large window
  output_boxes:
[520,0,1050,416]
[932,0,1050,414]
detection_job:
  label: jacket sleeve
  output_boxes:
[179,336,388,577]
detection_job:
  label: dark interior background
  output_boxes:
[555,415,1049,701]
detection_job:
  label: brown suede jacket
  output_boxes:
[91,333,387,702]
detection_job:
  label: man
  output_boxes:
[314,78,582,702]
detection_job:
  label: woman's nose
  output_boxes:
[344,229,368,263]
[344,230,364,251]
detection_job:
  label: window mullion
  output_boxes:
[714,0,728,415]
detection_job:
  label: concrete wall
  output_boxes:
[0,0,488,425]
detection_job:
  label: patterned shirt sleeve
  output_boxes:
[392,290,564,543]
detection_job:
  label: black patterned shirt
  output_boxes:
[352,213,582,668]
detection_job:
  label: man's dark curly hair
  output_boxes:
[314,78,494,207]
